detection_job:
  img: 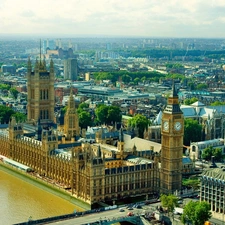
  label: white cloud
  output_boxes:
[0,0,225,37]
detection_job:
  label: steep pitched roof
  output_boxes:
[153,110,162,125]
[191,101,205,107]
[124,134,161,153]
[180,105,197,117]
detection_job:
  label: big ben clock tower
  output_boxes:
[160,82,184,194]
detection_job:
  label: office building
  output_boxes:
[64,58,78,80]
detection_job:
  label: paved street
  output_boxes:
[49,203,161,225]
[41,198,225,225]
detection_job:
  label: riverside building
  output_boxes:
[0,58,184,207]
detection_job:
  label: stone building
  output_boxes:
[27,57,55,123]
[189,138,225,160]
[200,168,225,221]
[0,58,185,206]
[154,101,225,143]
[160,83,184,194]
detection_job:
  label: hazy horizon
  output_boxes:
[1,0,225,39]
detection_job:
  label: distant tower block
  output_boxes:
[64,58,78,81]
[85,72,90,81]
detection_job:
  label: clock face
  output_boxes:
[163,121,169,131]
[174,122,182,131]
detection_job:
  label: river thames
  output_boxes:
[0,169,82,225]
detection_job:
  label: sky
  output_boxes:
[1,0,225,38]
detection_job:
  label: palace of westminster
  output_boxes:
[0,58,184,207]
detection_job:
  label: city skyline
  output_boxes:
[1,0,225,38]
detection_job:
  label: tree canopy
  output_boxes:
[182,177,200,190]
[128,114,150,138]
[201,146,223,162]
[0,105,26,123]
[95,105,122,125]
[166,63,184,69]
[9,87,19,99]
[184,97,198,105]
[196,83,208,90]
[210,101,225,106]
[181,201,211,225]
[165,73,185,80]
[93,70,165,84]
[184,118,202,146]
[160,194,178,215]
[0,84,10,90]
[77,102,89,114]
[78,111,92,129]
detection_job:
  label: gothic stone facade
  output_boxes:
[0,118,159,205]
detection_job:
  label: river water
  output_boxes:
[0,169,81,225]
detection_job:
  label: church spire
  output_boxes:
[97,145,102,158]
[164,80,181,114]
[119,126,124,142]
[27,57,32,73]
[50,58,54,73]
[171,80,178,97]
[40,39,42,65]
[68,86,75,109]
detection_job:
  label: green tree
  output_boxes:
[166,63,184,69]
[95,105,122,125]
[0,105,14,123]
[188,82,195,90]
[165,73,185,80]
[133,77,140,85]
[184,118,202,146]
[0,105,25,123]
[95,104,109,125]
[13,112,26,123]
[121,74,131,83]
[184,97,198,105]
[212,147,223,161]
[106,106,122,124]
[128,114,150,138]
[160,194,178,215]
[0,84,10,90]
[62,106,67,114]
[9,87,19,99]
[77,102,89,114]
[79,111,92,129]
[93,72,114,82]
[181,201,211,225]
[182,177,200,191]
[141,76,146,82]
[196,83,207,90]
[210,101,225,106]
[201,146,213,161]
[201,146,223,161]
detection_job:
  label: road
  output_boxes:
[48,203,161,225]
[41,198,200,225]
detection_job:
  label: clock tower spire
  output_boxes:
[160,81,184,194]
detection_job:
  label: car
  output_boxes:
[178,200,183,204]
[127,212,133,216]
[119,208,125,212]
[127,207,133,210]
[126,204,133,209]
[136,205,142,209]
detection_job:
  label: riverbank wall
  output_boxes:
[0,162,90,211]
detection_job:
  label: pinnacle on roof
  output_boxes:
[171,80,178,97]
